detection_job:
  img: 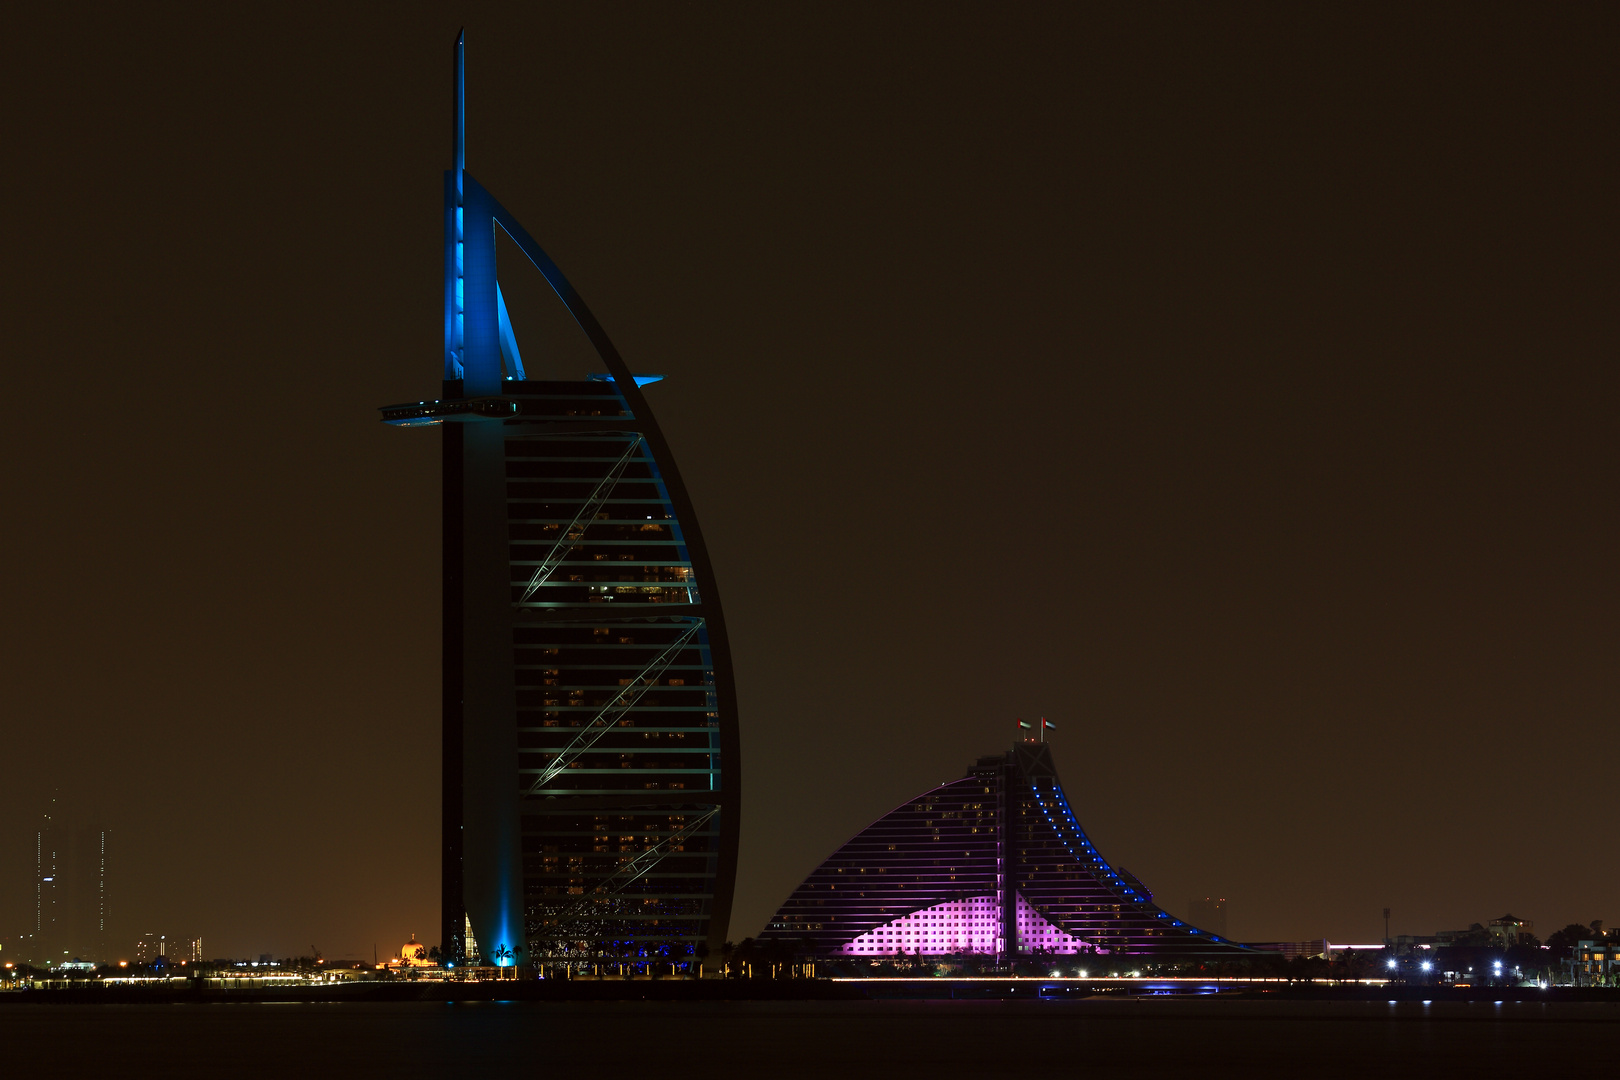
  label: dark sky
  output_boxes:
[2,4,1615,960]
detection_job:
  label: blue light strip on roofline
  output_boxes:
[586,373,665,387]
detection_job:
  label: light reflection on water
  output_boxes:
[2,999,1615,1078]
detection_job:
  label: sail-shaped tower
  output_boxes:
[760,739,1247,960]
[381,34,739,970]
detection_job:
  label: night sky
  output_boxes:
[3,4,1615,961]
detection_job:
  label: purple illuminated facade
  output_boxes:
[760,741,1251,959]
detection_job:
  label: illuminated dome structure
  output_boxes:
[760,740,1250,959]
[400,934,432,967]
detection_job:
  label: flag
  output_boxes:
[1042,718,1056,729]
[1017,720,1032,729]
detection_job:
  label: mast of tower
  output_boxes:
[453,30,464,182]
[445,30,466,382]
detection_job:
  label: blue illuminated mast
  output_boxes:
[446,31,465,381]
[445,35,524,387]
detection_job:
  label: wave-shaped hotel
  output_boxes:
[761,740,1249,960]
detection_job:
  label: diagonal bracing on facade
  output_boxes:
[514,433,645,608]
[522,618,705,796]
[527,807,722,958]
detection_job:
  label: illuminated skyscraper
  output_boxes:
[34,806,108,964]
[381,34,739,969]
[760,740,1248,959]
[161,935,202,963]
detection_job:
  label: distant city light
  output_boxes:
[1421,961,1432,972]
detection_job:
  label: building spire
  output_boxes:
[445,29,467,381]
[452,29,465,185]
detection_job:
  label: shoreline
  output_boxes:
[2,980,1616,1005]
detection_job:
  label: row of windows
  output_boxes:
[513,625,700,646]
[507,461,662,480]
[500,419,722,959]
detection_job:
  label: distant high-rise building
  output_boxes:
[1188,897,1228,939]
[160,935,201,963]
[33,805,108,964]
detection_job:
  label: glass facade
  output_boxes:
[504,380,729,964]
[761,742,1248,958]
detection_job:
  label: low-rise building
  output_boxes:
[1565,940,1619,986]
[1487,914,1533,949]
[388,934,438,970]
